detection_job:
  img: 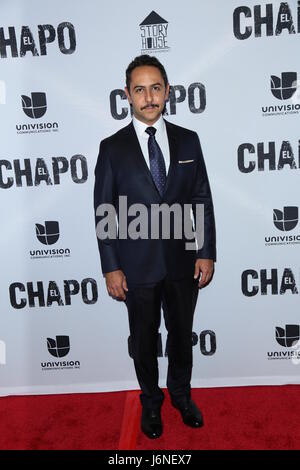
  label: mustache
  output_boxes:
[141,104,159,110]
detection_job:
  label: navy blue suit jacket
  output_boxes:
[94,119,216,284]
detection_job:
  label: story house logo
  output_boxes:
[140,11,169,53]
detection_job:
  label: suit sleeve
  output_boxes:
[94,140,121,274]
[191,134,216,261]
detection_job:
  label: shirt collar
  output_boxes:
[133,115,165,137]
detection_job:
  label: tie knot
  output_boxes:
[145,126,156,137]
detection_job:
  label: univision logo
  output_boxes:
[262,72,300,117]
[47,335,70,357]
[22,92,47,118]
[30,221,71,259]
[16,92,59,134]
[273,206,298,231]
[41,335,80,370]
[36,220,59,245]
[265,206,300,246]
[271,72,297,100]
[267,325,300,361]
[140,11,169,53]
[276,324,299,347]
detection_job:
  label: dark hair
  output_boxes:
[126,54,169,92]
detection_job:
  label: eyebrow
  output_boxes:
[133,82,163,90]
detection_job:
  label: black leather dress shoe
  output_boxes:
[172,399,204,428]
[141,407,163,439]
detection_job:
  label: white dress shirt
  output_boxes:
[132,115,170,174]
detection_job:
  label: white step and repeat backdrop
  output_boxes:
[0,0,299,396]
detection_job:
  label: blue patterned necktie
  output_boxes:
[145,126,167,197]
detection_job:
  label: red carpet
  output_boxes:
[0,386,300,450]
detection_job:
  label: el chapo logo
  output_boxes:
[9,278,98,309]
[110,83,206,120]
[237,139,300,173]
[0,154,88,189]
[0,22,76,58]
[128,330,217,358]
[233,2,299,40]
[241,268,299,296]
[16,92,59,134]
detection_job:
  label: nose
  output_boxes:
[145,88,153,103]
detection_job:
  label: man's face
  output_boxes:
[125,65,169,125]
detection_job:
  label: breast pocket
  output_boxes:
[176,159,197,173]
[173,159,197,194]
[177,159,195,164]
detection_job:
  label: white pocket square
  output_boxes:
[178,159,194,164]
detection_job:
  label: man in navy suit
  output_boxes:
[94,55,216,439]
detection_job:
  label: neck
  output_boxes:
[133,115,162,126]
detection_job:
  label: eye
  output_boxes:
[135,88,143,93]
[153,85,161,91]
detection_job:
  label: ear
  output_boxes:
[165,83,170,100]
[125,86,132,104]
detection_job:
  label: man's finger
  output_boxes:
[123,277,129,292]
[199,270,212,287]
[107,285,113,296]
[114,285,125,299]
[109,286,116,297]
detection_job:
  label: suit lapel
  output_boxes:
[164,119,178,196]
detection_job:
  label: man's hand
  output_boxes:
[105,270,128,301]
[194,259,214,288]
